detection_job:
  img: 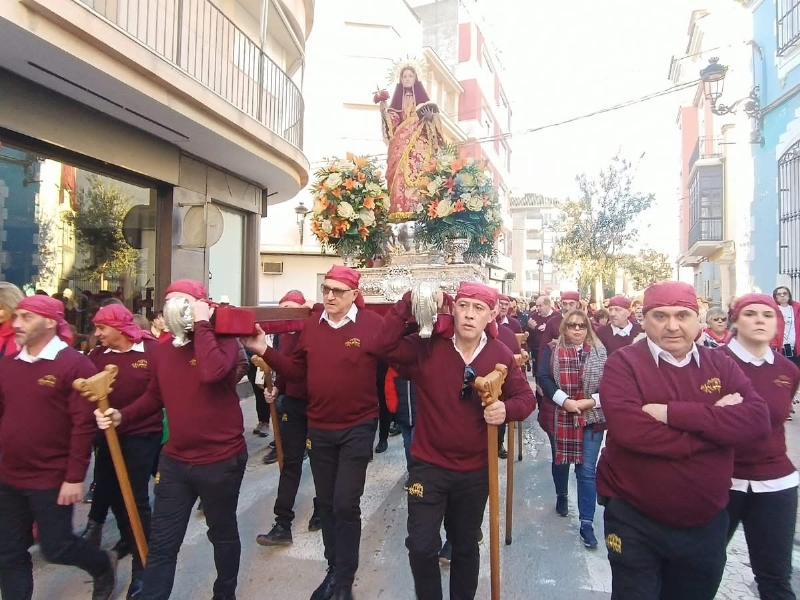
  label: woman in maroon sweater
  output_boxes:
[375,282,536,600]
[722,293,800,600]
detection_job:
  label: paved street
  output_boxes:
[28,385,800,599]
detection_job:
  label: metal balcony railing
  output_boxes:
[74,0,304,149]
[688,136,723,173]
[688,217,723,249]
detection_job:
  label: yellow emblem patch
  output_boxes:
[282,413,288,422]
[775,375,793,388]
[407,482,424,498]
[132,359,148,370]
[606,533,622,554]
[189,358,197,366]
[37,375,56,387]
[154,472,161,484]
[344,338,361,347]
[306,439,312,450]
[700,377,721,394]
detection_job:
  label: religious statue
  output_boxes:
[379,58,445,222]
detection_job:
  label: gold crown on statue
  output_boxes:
[388,55,428,86]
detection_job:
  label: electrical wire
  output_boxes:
[306,79,700,169]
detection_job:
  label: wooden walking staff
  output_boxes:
[505,419,515,546]
[474,363,509,600]
[251,355,284,471]
[515,332,529,463]
[73,365,148,565]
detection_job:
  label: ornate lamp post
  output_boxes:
[294,201,310,245]
[699,57,763,145]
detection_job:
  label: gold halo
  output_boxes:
[388,55,428,86]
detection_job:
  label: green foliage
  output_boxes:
[621,249,675,289]
[61,175,140,281]
[413,144,503,259]
[553,155,655,297]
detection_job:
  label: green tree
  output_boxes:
[552,155,655,302]
[621,248,675,290]
[62,175,140,285]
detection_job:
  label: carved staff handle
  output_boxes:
[251,355,283,471]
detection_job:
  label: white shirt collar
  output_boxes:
[452,331,489,364]
[646,337,700,368]
[611,322,633,336]
[501,316,509,324]
[104,341,145,354]
[320,304,358,329]
[15,336,68,363]
[727,337,774,366]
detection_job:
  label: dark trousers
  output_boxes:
[308,419,376,589]
[546,433,570,496]
[603,497,728,600]
[141,451,247,600]
[405,460,488,600]
[727,486,798,600]
[378,393,392,442]
[0,482,111,600]
[247,363,270,423]
[274,396,313,528]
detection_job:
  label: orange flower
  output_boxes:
[358,225,370,240]
[445,178,455,191]
[344,178,356,190]
[418,176,431,188]
[363,197,375,210]
[355,156,368,168]
[450,159,465,172]
[357,172,366,183]
[426,159,438,173]
[375,170,383,179]
[427,202,439,218]
[346,152,355,161]
[313,198,329,213]
[332,188,342,199]
[454,199,465,212]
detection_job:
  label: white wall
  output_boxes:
[259,253,343,302]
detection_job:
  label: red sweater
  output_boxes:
[497,325,521,354]
[526,310,559,358]
[596,339,770,528]
[375,293,536,471]
[499,316,523,334]
[122,321,245,465]
[261,308,384,430]
[721,346,800,481]
[274,332,308,399]
[595,322,643,355]
[538,313,563,354]
[0,347,97,488]
[88,339,163,437]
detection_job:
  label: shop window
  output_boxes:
[0,140,158,346]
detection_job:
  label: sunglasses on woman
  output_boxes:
[566,322,588,330]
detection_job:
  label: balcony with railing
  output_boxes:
[688,217,723,248]
[74,0,304,149]
[688,136,723,174]
[680,162,725,264]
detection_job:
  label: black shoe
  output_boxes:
[263,448,279,465]
[256,523,293,546]
[83,481,96,504]
[333,588,353,600]
[375,439,388,453]
[556,494,568,517]
[388,422,401,437]
[438,541,452,565]
[310,567,336,600]
[111,538,131,560]
[126,577,143,599]
[80,520,104,549]
[498,445,508,459]
[308,499,322,532]
[92,551,118,600]
[580,522,598,549]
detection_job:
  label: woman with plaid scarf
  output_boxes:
[537,309,607,548]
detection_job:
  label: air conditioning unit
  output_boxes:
[261,261,283,275]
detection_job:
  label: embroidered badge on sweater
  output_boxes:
[606,533,622,554]
[407,482,424,498]
[775,375,793,388]
[700,378,721,393]
[344,338,361,347]
[190,358,197,366]
[132,359,148,370]
[37,375,56,387]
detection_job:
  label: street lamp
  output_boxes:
[537,258,544,296]
[294,200,310,245]
[699,57,763,144]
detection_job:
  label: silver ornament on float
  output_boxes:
[411,280,439,339]
[163,297,194,347]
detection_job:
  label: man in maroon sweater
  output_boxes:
[244,265,384,600]
[596,281,771,600]
[538,290,580,353]
[84,304,161,599]
[0,296,117,600]
[375,282,536,600]
[595,295,642,356]
[96,279,246,600]
[497,295,522,333]
[256,290,321,546]
[526,295,559,367]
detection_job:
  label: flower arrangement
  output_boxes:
[373,88,390,104]
[309,153,391,263]
[413,145,503,260]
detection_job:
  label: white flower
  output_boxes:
[436,200,454,218]
[415,202,424,213]
[427,177,442,196]
[326,172,343,188]
[365,182,382,196]
[339,160,356,172]
[465,195,484,211]
[337,201,356,219]
[321,220,333,234]
[358,209,376,227]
